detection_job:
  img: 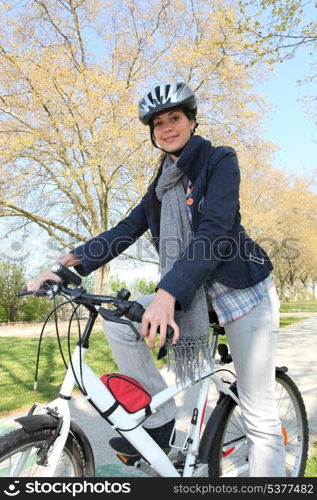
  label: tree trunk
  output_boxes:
[278,280,285,301]
[94,264,110,296]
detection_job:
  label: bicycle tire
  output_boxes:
[206,371,309,477]
[0,427,87,477]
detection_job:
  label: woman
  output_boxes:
[27,81,285,476]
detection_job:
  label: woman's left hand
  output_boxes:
[140,288,180,349]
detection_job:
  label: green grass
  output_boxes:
[280,299,317,313]
[0,331,165,415]
[305,442,317,477]
[280,316,308,327]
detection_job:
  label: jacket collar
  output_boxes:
[174,135,213,183]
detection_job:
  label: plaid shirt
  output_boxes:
[186,180,264,326]
[206,279,264,326]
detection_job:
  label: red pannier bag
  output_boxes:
[100,373,152,414]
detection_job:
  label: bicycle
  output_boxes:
[0,263,309,477]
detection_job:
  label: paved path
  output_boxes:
[0,319,104,337]
[0,316,316,477]
[275,316,317,447]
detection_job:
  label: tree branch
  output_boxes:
[0,202,86,242]
[34,0,82,73]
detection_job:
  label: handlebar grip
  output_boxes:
[167,325,174,341]
[125,301,175,340]
[125,301,145,323]
[157,325,174,341]
[51,262,82,286]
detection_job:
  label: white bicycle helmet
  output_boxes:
[138,81,197,125]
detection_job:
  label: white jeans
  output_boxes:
[225,276,285,476]
[103,275,285,476]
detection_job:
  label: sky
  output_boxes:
[256,48,316,179]
[1,28,316,283]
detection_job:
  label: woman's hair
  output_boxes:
[148,154,165,224]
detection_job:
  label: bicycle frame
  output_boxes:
[15,333,241,478]
[12,275,244,478]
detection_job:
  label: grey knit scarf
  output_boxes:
[156,155,212,384]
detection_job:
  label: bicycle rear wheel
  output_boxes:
[207,371,309,477]
[0,428,86,477]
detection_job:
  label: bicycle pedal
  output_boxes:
[116,453,142,466]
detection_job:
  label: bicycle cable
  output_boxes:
[34,287,86,395]
[114,414,151,432]
[34,297,71,391]
[61,296,88,397]
[199,367,236,383]
[212,368,236,378]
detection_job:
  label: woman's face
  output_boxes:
[152,108,195,158]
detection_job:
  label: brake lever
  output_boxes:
[16,289,33,297]
[17,281,61,298]
[16,286,46,297]
[98,307,141,339]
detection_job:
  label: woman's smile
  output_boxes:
[163,134,179,142]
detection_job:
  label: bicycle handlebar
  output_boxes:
[18,263,175,341]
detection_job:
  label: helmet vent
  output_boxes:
[176,82,183,93]
[165,84,171,100]
[154,85,161,103]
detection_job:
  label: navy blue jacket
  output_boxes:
[72,135,273,312]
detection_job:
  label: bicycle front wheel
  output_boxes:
[0,427,86,477]
[207,371,309,477]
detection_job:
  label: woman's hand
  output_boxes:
[26,254,81,292]
[26,268,61,293]
[140,288,180,349]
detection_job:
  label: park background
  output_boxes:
[0,0,316,476]
[0,0,316,318]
